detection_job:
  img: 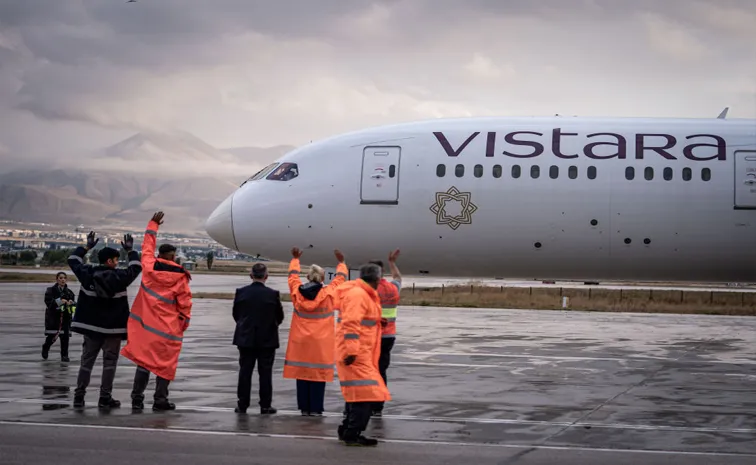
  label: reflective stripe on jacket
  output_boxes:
[335,279,391,403]
[377,278,400,338]
[120,219,193,381]
[283,258,348,382]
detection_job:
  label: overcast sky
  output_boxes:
[0,0,754,164]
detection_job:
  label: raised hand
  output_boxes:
[86,231,99,250]
[291,247,303,258]
[151,211,165,225]
[388,249,400,262]
[334,249,345,263]
[121,233,134,251]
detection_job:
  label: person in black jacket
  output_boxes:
[67,231,142,410]
[232,262,285,414]
[42,271,77,362]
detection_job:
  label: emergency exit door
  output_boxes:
[360,146,401,205]
[734,150,756,209]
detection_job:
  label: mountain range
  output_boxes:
[0,131,296,234]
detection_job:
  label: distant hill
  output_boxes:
[0,132,297,234]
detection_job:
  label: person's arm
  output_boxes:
[275,290,284,326]
[67,231,98,282]
[112,236,142,287]
[388,249,402,291]
[232,289,241,322]
[287,253,303,307]
[176,277,193,332]
[44,286,59,309]
[330,249,348,287]
[340,291,365,361]
[141,212,163,269]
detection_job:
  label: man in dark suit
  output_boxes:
[232,262,285,414]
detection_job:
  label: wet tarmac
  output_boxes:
[1,285,756,463]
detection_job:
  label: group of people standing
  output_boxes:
[41,210,402,447]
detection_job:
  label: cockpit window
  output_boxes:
[266,162,299,181]
[240,163,279,187]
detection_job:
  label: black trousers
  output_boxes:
[75,334,122,398]
[373,337,395,412]
[131,366,171,404]
[296,379,325,413]
[43,334,69,357]
[340,402,372,439]
[237,347,276,409]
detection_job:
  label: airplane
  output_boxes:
[205,111,756,283]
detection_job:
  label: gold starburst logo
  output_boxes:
[429,186,478,230]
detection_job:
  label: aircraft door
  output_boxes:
[734,150,756,209]
[360,146,401,205]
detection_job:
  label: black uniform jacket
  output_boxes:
[44,284,76,336]
[232,282,285,349]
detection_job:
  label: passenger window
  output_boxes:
[587,166,596,179]
[492,165,502,178]
[455,164,464,177]
[568,166,577,179]
[663,167,672,181]
[512,165,521,178]
[644,167,653,181]
[530,165,540,179]
[436,164,445,177]
[389,165,396,178]
[549,165,558,179]
[266,162,299,181]
[242,162,279,186]
[625,167,635,180]
[702,168,711,181]
[474,164,483,178]
[682,167,692,181]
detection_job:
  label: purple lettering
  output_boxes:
[683,134,726,161]
[552,128,578,159]
[503,131,544,158]
[485,132,496,157]
[434,131,479,157]
[584,133,626,159]
[635,134,677,160]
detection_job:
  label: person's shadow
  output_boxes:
[41,361,71,411]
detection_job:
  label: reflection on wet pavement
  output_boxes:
[1,284,756,458]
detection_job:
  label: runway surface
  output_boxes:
[1,285,755,463]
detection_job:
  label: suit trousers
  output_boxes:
[296,379,326,413]
[237,347,276,409]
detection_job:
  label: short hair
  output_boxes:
[359,263,382,286]
[56,271,67,279]
[307,264,325,283]
[159,244,177,255]
[97,247,120,264]
[251,263,267,280]
[368,259,384,271]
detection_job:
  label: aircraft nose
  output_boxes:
[205,191,237,250]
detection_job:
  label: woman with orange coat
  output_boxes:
[284,247,348,416]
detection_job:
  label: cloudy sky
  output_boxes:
[0,0,754,165]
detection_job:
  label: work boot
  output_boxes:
[132,399,144,411]
[42,344,49,360]
[73,395,85,409]
[153,401,176,411]
[98,396,121,410]
[343,435,378,447]
[61,355,70,363]
[260,406,277,415]
[337,425,345,441]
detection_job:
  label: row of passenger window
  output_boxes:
[435,164,712,182]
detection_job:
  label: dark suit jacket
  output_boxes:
[232,281,285,349]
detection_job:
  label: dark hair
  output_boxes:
[56,272,67,279]
[159,244,177,255]
[97,247,120,264]
[359,263,382,286]
[251,263,267,280]
[368,259,384,271]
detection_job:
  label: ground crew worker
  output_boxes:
[284,247,348,416]
[121,211,193,412]
[42,271,76,362]
[368,249,401,416]
[68,231,142,410]
[335,263,390,447]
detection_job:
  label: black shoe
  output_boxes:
[234,406,247,414]
[344,435,378,447]
[372,410,383,417]
[337,425,345,441]
[98,397,121,409]
[73,396,85,408]
[311,411,323,416]
[42,345,49,360]
[153,401,176,411]
[61,356,70,363]
[301,410,310,416]
[132,400,144,411]
[260,407,277,415]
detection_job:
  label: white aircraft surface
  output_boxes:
[205,113,756,283]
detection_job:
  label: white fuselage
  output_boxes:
[205,116,756,283]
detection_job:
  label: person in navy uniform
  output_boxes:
[42,271,77,362]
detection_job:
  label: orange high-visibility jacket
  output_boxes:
[120,219,192,381]
[335,279,391,403]
[283,258,348,382]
